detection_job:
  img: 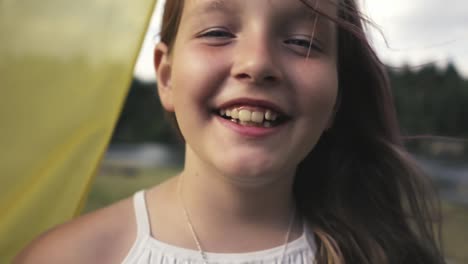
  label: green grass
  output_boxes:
[441,201,468,263]
[84,167,468,263]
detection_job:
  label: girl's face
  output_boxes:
[156,0,338,184]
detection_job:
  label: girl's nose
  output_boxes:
[230,34,283,85]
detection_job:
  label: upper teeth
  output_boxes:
[220,108,278,123]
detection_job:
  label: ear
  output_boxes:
[154,42,174,112]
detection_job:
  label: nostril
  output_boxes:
[235,73,278,83]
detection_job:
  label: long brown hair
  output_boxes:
[157,0,445,263]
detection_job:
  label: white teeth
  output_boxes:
[251,111,264,123]
[238,109,252,122]
[219,106,281,126]
[265,110,277,121]
[231,109,239,119]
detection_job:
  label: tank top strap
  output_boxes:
[133,190,151,236]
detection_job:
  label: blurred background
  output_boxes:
[88,1,468,263]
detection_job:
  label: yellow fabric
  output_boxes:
[0,0,157,262]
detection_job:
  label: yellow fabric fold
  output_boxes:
[0,0,157,262]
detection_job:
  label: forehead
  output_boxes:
[183,0,338,20]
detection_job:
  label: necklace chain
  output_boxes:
[177,176,295,264]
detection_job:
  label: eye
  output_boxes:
[196,28,235,46]
[198,28,235,39]
[284,38,323,53]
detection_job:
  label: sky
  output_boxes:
[133,0,468,81]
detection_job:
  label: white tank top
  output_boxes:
[121,191,317,264]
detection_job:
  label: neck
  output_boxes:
[178,147,297,227]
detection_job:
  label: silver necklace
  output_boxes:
[177,176,296,264]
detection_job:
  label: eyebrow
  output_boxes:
[289,9,318,22]
[187,0,231,17]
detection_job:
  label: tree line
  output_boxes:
[391,63,468,138]
[111,62,468,145]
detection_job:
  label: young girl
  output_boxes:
[16,0,445,263]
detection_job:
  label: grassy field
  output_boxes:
[84,167,468,263]
[441,201,468,263]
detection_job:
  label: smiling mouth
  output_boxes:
[214,106,288,128]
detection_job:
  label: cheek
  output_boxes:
[171,45,231,104]
[294,65,338,161]
[293,61,338,114]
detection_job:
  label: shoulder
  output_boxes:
[14,196,137,264]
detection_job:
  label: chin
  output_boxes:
[214,155,291,186]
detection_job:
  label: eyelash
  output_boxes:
[199,29,234,38]
[198,29,323,53]
[284,38,322,52]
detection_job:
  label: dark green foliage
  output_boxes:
[389,62,468,138]
[111,78,177,144]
